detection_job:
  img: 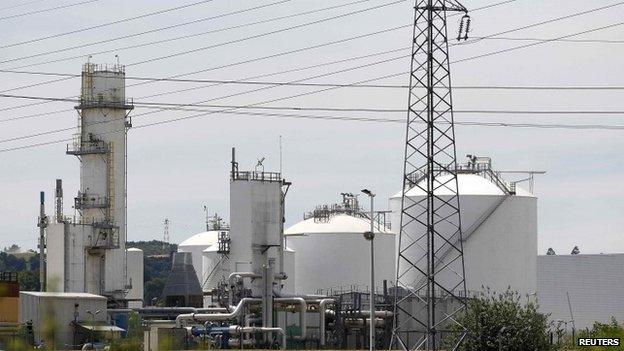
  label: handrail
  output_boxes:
[231,170,282,182]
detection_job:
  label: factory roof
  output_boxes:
[285,213,394,236]
[178,230,224,248]
[391,173,534,198]
[20,291,106,299]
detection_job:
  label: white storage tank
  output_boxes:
[389,156,538,296]
[285,194,395,295]
[178,227,226,289]
[126,248,144,308]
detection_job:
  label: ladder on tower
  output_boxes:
[107,142,118,247]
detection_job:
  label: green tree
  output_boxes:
[17,270,40,291]
[445,288,552,351]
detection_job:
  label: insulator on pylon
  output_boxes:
[463,17,471,40]
[457,22,464,41]
[457,14,471,41]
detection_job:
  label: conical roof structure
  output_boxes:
[161,251,203,307]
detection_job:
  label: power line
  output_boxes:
[151,18,624,125]
[0,0,49,11]
[136,106,624,116]
[459,1,624,45]
[0,26,411,112]
[5,0,613,142]
[5,69,624,91]
[10,0,597,99]
[0,0,217,49]
[0,47,409,122]
[0,0,511,110]
[0,53,411,141]
[120,1,523,119]
[454,21,624,63]
[1,111,622,153]
[125,0,408,67]
[3,93,624,115]
[0,0,325,66]
[2,0,515,70]
[3,13,623,141]
[0,0,98,21]
[0,1,410,108]
[473,36,624,44]
[3,11,621,136]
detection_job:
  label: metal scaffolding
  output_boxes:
[392,1,470,350]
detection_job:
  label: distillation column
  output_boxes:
[66,63,133,298]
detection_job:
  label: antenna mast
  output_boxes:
[163,219,170,252]
[392,1,470,350]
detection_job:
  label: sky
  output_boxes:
[0,0,622,255]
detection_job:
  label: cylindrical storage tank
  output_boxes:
[282,247,296,294]
[178,230,224,289]
[389,172,537,296]
[126,248,144,308]
[285,214,395,295]
[201,245,229,306]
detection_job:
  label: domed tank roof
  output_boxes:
[285,213,394,236]
[391,173,534,198]
[178,230,222,248]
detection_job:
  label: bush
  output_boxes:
[572,318,624,351]
[445,288,552,351]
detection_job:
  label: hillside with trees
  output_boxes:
[126,240,176,304]
[0,240,175,303]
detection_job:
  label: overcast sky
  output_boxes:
[0,0,622,255]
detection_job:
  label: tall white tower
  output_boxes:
[46,63,133,302]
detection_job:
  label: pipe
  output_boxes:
[228,272,261,305]
[228,272,289,287]
[275,297,307,339]
[342,310,393,318]
[318,299,335,346]
[228,272,261,285]
[175,298,260,327]
[229,326,286,350]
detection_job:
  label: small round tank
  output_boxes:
[285,194,395,295]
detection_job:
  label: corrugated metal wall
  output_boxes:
[537,254,624,330]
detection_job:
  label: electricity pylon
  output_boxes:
[392,1,470,350]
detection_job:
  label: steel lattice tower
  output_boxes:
[392,1,470,350]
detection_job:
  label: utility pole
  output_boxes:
[392,1,470,350]
[37,191,48,292]
[361,189,376,351]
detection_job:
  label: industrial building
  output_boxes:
[44,63,142,306]
[538,253,624,330]
[18,291,122,348]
